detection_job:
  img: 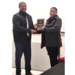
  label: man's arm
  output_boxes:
[44,19,62,33]
[30,17,43,34]
[13,15,31,33]
[30,16,34,29]
[30,16,38,30]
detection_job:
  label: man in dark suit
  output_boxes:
[12,2,37,75]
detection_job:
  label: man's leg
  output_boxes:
[23,42,31,75]
[15,42,23,75]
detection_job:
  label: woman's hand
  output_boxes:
[42,26,45,30]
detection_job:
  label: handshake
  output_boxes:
[31,29,37,34]
[30,23,45,34]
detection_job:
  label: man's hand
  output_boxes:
[31,29,37,34]
[34,23,37,29]
[42,26,45,30]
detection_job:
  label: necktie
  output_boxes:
[26,16,29,37]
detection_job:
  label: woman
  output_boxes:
[37,7,62,67]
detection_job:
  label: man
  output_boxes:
[12,2,37,75]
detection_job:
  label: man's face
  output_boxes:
[19,3,27,12]
[50,8,57,18]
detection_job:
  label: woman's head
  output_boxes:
[50,7,58,18]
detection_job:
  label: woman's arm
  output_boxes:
[44,19,62,33]
[36,29,43,34]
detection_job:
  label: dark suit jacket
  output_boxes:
[37,15,62,48]
[12,12,34,42]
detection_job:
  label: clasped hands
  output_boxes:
[31,29,37,34]
[31,23,45,34]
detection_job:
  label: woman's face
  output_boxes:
[50,8,57,18]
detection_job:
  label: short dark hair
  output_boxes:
[51,7,58,11]
[19,2,26,7]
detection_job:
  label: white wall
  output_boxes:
[11,0,65,32]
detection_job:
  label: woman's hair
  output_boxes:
[51,7,58,12]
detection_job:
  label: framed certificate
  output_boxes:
[37,19,44,29]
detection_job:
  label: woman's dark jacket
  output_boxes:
[37,15,62,48]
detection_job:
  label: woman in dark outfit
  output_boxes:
[37,7,62,67]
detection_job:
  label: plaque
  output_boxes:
[37,19,44,29]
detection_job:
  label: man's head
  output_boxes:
[50,7,58,18]
[19,2,27,12]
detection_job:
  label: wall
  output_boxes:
[11,0,65,32]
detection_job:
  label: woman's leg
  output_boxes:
[46,47,59,67]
